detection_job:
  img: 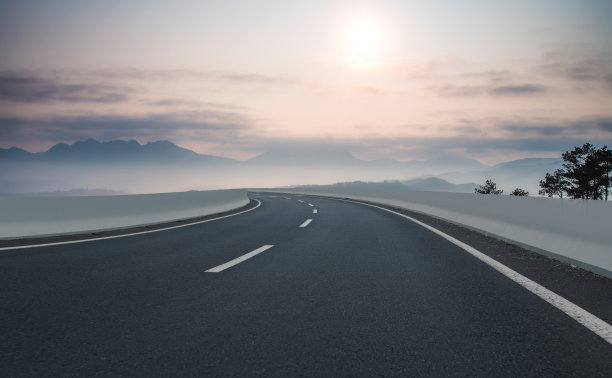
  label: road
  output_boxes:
[1,192,611,376]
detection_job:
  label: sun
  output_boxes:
[349,23,379,53]
[341,18,387,67]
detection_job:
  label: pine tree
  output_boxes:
[538,169,568,198]
[475,179,503,195]
[539,143,611,200]
[561,143,600,199]
[594,146,612,200]
[510,188,529,196]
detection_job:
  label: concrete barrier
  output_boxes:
[262,188,612,278]
[0,189,249,239]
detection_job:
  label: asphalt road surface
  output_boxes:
[1,193,611,376]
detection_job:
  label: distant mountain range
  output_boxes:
[0,139,233,164]
[299,177,479,193]
[0,139,491,170]
[0,139,564,195]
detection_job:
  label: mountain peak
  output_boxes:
[47,142,70,153]
[141,140,199,157]
[145,140,174,146]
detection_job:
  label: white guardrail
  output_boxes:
[262,188,612,278]
[0,189,249,239]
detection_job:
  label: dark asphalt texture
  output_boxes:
[1,193,611,377]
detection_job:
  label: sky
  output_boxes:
[1,0,611,164]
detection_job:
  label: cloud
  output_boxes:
[600,120,612,133]
[89,68,202,80]
[434,85,485,97]
[0,117,24,139]
[497,116,612,141]
[0,109,253,146]
[354,86,382,95]
[146,98,248,110]
[147,99,203,107]
[246,115,612,161]
[0,72,131,103]
[488,84,547,96]
[87,68,303,87]
[247,136,601,164]
[242,115,612,160]
[460,70,514,83]
[535,57,612,91]
[341,116,612,159]
[4,113,611,162]
[218,73,301,86]
[500,124,564,136]
[344,136,601,158]
[390,57,468,80]
[498,117,612,138]
[450,125,482,134]
[353,86,406,96]
[391,61,439,79]
[600,122,612,133]
[433,83,547,97]
[568,117,612,134]
[536,60,606,81]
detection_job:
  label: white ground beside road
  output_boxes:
[0,189,249,239]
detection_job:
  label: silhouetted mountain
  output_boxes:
[0,147,31,160]
[1,139,234,164]
[140,140,199,159]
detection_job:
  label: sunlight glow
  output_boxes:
[350,23,379,53]
[340,14,389,69]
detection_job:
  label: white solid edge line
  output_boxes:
[299,219,312,228]
[0,199,262,251]
[205,245,274,273]
[347,198,612,345]
[313,209,318,214]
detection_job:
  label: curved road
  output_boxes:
[1,193,611,376]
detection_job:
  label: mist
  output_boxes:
[1,154,560,196]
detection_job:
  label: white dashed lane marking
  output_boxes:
[205,245,274,273]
